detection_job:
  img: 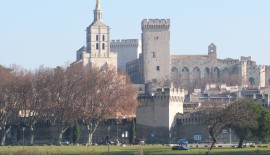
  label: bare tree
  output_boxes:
[45,66,82,145]
[0,66,21,145]
[78,67,138,144]
[16,66,54,145]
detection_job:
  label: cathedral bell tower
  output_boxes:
[86,0,110,59]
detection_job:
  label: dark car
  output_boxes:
[172,145,191,150]
[60,140,70,145]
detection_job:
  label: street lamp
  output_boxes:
[107,126,110,154]
[22,127,26,150]
[227,95,232,145]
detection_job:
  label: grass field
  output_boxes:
[1,145,270,155]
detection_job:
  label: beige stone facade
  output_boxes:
[73,0,117,69]
[141,19,171,84]
[136,87,187,144]
[110,39,141,71]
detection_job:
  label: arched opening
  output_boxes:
[221,68,230,84]
[96,35,99,41]
[231,66,239,85]
[213,67,220,83]
[193,67,201,88]
[102,43,105,50]
[249,77,255,87]
[203,67,211,84]
[96,43,99,50]
[182,67,190,88]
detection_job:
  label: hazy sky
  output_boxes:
[1,0,270,69]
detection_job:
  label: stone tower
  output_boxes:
[86,0,110,57]
[75,0,117,68]
[136,88,187,144]
[141,19,171,84]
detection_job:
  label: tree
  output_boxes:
[0,66,21,145]
[229,101,270,148]
[24,66,53,145]
[45,65,82,145]
[72,120,81,145]
[230,100,259,148]
[201,100,257,150]
[78,66,138,145]
[129,118,136,144]
[253,107,270,142]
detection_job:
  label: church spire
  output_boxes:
[94,0,102,21]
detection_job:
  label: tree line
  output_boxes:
[0,65,138,145]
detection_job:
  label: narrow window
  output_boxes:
[156,66,160,71]
[152,52,156,58]
[102,43,105,50]
[96,43,99,49]
[96,35,99,41]
[102,35,105,41]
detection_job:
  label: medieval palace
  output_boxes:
[73,0,270,144]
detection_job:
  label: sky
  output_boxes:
[1,0,270,70]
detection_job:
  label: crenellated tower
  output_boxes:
[136,87,188,144]
[141,19,171,84]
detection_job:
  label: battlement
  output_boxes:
[219,58,239,65]
[141,19,170,31]
[155,88,187,96]
[110,39,140,47]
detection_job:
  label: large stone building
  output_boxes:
[71,0,270,144]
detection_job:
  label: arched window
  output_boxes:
[249,77,255,86]
[268,79,270,85]
[102,43,105,50]
[102,35,105,41]
[96,43,99,49]
[96,35,99,41]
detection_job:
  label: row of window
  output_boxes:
[96,43,106,50]
[96,35,106,41]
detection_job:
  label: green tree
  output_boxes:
[129,118,136,144]
[230,100,259,148]
[231,100,270,147]
[252,104,270,142]
[72,120,81,145]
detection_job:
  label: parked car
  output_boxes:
[172,145,191,150]
[60,140,70,145]
[178,139,188,146]
[136,139,145,145]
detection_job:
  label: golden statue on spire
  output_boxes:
[97,0,100,5]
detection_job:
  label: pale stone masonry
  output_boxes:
[110,39,141,71]
[136,87,188,144]
[73,0,117,69]
[141,19,171,84]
